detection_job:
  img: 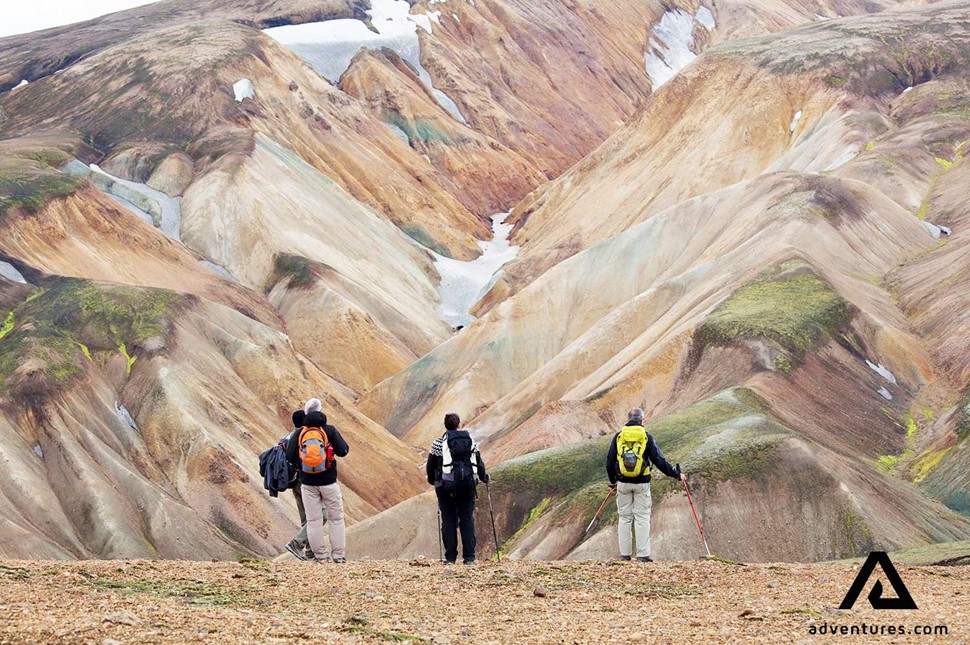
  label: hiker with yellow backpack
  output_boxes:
[606,408,685,562]
[285,399,350,563]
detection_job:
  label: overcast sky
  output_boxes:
[0,1,161,39]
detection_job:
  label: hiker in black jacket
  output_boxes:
[282,409,327,561]
[606,408,685,562]
[426,413,488,565]
[285,409,350,563]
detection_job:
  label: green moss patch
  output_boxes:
[696,264,851,365]
[0,157,86,219]
[384,110,452,146]
[0,279,179,394]
[273,254,315,289]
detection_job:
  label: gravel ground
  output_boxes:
[0,558,966,643]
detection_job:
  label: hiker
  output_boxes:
[285,408,350,563]
[606,407,685,562]
[426,413,489,564]
[282,409,327,561]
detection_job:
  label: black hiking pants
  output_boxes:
[436,488,476,562]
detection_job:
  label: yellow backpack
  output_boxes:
[616,426,651,478]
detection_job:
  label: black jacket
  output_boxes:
[283,426,302,485]
[606,421,679,485]
[426,430,488,488]
[285,424,350,486]
[258,443,289,497]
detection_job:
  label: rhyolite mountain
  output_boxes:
[1,0,968,561]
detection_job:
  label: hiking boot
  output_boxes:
[285,542,308,561]
[638,556,654,563]
[462,558,475,565]
[443,560,456,565]
[618,555,632,561]
[332,557,348,564]
[312,557,330,564]
[304,548,316,561]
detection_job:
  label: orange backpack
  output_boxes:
[299,426,332,473]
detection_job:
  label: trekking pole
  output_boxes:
[436,509,445,563]
[585,487,615,534]
[484,480,501,562]
[678,464,712,558]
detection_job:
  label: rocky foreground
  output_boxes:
[0,559,965,643]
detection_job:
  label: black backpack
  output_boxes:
[441,430,477,494]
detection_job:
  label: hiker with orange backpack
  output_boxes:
[285,401,350,563]
[282,409,327,561]
[606,407,685,562]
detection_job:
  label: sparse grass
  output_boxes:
[876,454,901,473]
[91,577,240,606]
[912,447,954,484]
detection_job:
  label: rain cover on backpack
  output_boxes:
[299,426,333,474]
[616,426,651,478]
[441,430,478,494]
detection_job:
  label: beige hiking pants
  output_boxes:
[302,482,346,560]
[616,482,652,558]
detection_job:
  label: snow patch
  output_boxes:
[86,164,183,241]
[903,86,913,93]
[452,13,460,21]
[866,360,897,385]
[200,260,237,282]
[823,147,858,171]
[790,110,802,134]
[877,387,893,401]
[265,0,467,123]
[644,7,714,90]
[13,79,28,90]
[433,212,518,328]
[814,13,829,20]
[0,261,27,284]
[922,221,952,239]
[695,6,716,30]
[33,443,43,459]
[116,403,140,433]
[233,79,255,102]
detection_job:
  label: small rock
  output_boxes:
[767,581,779,589]
[533,586,548,598]
[739,609,754,618]
[409,558,431,567]
[103,611,141,626]
[101,640,123,645]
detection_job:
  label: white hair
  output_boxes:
[304,398,322,414]
[627,407,644,423]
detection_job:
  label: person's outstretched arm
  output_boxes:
[646,434,681,479]
[476,449,488,483]
[328,426,350,457]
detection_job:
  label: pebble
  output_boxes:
[103,611,141,626]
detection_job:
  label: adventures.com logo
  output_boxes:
[807,551,949,638]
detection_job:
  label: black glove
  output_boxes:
[481,473,490,484]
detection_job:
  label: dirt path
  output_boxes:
[0,559,966,643]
